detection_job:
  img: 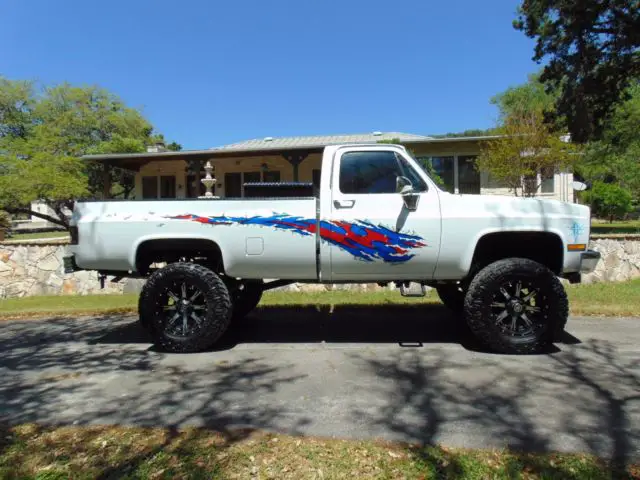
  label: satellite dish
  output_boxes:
[572,181,588,191]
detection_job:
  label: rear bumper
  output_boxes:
[580,250,601,274]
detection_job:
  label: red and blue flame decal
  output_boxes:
[166,213,426,263]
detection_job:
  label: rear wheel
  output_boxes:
[138,262,232,353]
[463,258,568,354]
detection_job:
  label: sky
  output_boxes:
[0,0,541,150]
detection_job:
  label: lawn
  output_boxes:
[4,230,70,241]
[591,219,640,235]
[0,424,636,480]
[1,279,639,318]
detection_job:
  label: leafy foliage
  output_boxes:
[0,211,11,231]
[581,181,634,222]
[430,128,495,138]
[514,0,640,142]
[490,71,560,126]
[0,76,176,226]
[575,83,640,205]
[476,111,579,197]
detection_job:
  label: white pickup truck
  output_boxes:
[64,143,600,354]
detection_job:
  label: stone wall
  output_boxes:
[0,238,639,299]
[581,238,640,284]
[0,243,144,299]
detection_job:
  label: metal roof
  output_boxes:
[81,132,502,170]
[214,132,432,151]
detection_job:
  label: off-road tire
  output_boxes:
[436,283,465,314]
[138,262,232,353]
[232,281,263,320]
[463,258,568,354]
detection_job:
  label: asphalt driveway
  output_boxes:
[0,304,638,463]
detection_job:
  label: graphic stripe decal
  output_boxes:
[166,213,426,263]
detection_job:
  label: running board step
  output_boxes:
[399,282,426,297]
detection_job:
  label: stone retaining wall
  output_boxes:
[1,238,639,299]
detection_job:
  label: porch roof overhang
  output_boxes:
[81,135,503,171]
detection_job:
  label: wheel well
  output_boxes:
[135,238,224,275]
[471,232,564,276]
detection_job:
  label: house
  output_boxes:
[83,132,575,202]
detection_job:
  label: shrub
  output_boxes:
[581,181,634,222]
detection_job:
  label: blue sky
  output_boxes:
[1,0,540,150]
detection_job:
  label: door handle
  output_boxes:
[334,199,355,209]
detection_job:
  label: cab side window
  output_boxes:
[339,151,402,194]
[339,151,426,194]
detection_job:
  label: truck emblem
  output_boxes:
[166,213,427,263]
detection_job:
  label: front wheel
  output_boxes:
[138,262,232,353]
[463,258,568,354]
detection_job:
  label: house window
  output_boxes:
[142,176,158,199]
[243,172,261,185]
[541,167,555,193]
[225,173,242,198]
[457,155,480,194]
[186,175,207,198]
[142,175,177,199]
[420,156,454,193]
[224,171,282,197]
[160,176,176,198]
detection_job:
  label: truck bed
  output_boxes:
[70,197,319,279]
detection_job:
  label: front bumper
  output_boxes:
[580,250,601,274]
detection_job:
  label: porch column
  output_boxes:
[282,152,308,182]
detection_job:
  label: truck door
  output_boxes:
[326,146,441,281]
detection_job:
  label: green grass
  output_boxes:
[5,231,70,241]
[1,279,639,318]
[591,220,640,235]
[0,424,636,479]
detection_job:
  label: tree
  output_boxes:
[575,83,640,204]
[491,71,559,123]
[0,77,178,227]
[476,111,579,197]
[514,0,640,142]
[430,128,495,138]
[582,181,634,222]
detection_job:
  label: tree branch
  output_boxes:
[4,207,69,229]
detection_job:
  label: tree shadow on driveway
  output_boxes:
[351,338,640,472]
[0,314,310,435]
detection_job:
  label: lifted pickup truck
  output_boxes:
[65,143,600,354]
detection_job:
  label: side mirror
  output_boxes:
[396,176,414,195]
[396,176,419,211]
